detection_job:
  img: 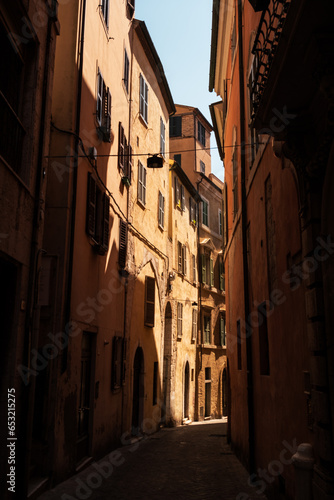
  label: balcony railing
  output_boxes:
[0,91,25,175]
[249,0,291,121]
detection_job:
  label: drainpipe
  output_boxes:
[238,0,255,475]
[195,176,204,421]
[121,24,135,435]
[62,0,87,372]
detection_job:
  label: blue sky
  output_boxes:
[135,0,224,181]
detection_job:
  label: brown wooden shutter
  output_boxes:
[101,193,110,252]
[119,220,127,268]
[144,276,155,327]
[86,173,96,238]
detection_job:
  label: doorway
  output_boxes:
[184,361,190,419]
[77,333,93,463]
[162,302,172,424]
[132,347,144,435]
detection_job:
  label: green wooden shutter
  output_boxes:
[220,316,226,346]
[201,254,206,284]
[210,258,214,287]
[119,220,127,268]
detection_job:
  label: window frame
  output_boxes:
[123,49,130,93]
[158,191,165,229]
[101,0,109,28]
[177,302,183,338]
[160,117,166,157]
[202,198,209,227]
[203,315,211,344]
[139,73,148,124]
[137,160,147,206]
[192,309,197,342]
[197,121,206,147]
[144,276,155,327]
[200,160,205,174]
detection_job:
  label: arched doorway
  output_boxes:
[184,361,190,420]
[132,347,144,435]
[162,302,172,424]
[222,368,227,417]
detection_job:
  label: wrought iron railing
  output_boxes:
[0,91,25,175]
[249,0,291,120]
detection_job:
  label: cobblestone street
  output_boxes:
[37,420,267,500]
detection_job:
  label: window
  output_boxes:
[192,254,196,283]
[177,242,187,276]
[192,309,197,341]
[205,367,211,417]
[219,259,225,291]
[177,302,183,338]
[86,173,110,254]
[197,121,206,147]
[119,220,127,268]
[123,49,129,93]
[174,177,185,210]
[218,209,222,235]
[170,116,182,137]
[232,148,238,219]
[101,0,109,27]
[237,320,242,370]
[139,74,148,124]
[111,336,126,390]
[118,122,127,170]
[174,154,181,166]
[160,117,166,157]
[158,191,165,229]
[202,199,209,227]
[258,303,270,375]
[138,160,146,206]
[204,315,211,344]
[153,362,158,405]
[189,197,197,226]
[97,69,112,142]
[200,160,205,174]
[220,316,226,346]
[201,253,214,286]
[144,277,155,327]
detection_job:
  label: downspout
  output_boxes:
[121,23,135,434]
[195,176,204,421]
[62,0,87,371]
[21,11,55,497]
[238,0,255,475]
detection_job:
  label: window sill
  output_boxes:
[137,199,146,210]
[139,114,148,128]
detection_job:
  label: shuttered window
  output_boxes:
[138,160,146,205]
[118,122,126,171]
[158,191,165,229]
[160,117,165,157]
[192,309,197,341]
[169,116,182,137]
[192,254,196,283]
[119,220,127,268]
[139,74,148,123]
[86,173,110,254]
[201,253,206,284]
[220,316,226,346]
[97,69,111,142]
[197,121,206,146]
[144,276,155,327]
[177,302,183,338]
[123,49,129,93]
[204,315,211,344]
[219,260,225,291]
[101,0,109,27]
[210,258,214,287]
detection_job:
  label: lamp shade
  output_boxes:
[147,155,163,169]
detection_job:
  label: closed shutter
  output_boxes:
[178,241,182,273]
[101,193,110,252]
[192,309,197,341]
[144,276,155,327]
[177,302,183,337]
[181,185,185,211]
[201,254,206,284]
[189,197,192,223]
[174,176,180,206]
[122,338,127,385]
[119,220,127,268]
[103,87,111,139]
[86,173,96,238]
[118,122,125,170]
[97,70,103,126]
[210,258,214,287]
[220,316,226,346]
[182,245,187,276]
[219,261,224,290]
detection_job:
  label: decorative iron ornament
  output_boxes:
[249,0,291,120]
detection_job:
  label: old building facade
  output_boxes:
[0,0,59,498]
[210,0,334,498]
[169,105,227,422]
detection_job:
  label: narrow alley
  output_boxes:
[37,421,267,500]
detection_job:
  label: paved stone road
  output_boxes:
[37,420,267,500]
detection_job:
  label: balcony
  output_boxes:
[0,90,25,176]
[249,0,334,139]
